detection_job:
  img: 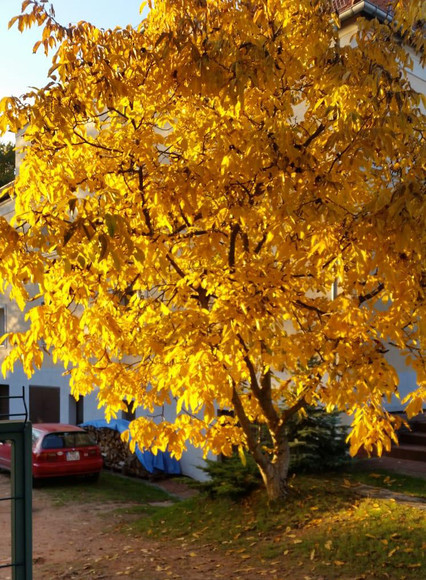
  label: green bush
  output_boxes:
[196,407,349,498]
[287,406,349,474]
[195,453,261,500]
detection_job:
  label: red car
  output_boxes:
[0,423,103,481]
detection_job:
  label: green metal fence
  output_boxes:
[0,388,32,579]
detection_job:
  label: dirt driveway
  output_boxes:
[0,473,301,580]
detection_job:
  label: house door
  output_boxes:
[29,386,60,423]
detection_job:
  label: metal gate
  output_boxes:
[0,388,32,580]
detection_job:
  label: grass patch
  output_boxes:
[128,474,425,579]
[293,497,425,579]
[343,467,426,498]
[39,471,173,506]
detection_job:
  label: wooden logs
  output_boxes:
[84,426,151,479]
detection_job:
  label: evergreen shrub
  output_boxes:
[195,407,349,498]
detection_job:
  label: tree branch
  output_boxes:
[358,282,384,305]
[237,335,280,430]
[166,254,186,279]
[229,223,240,269]
[254,233,267,255]
[294,299,327,316]
[301,123,326,149]
[138,167,154,236]
[281,398,306,423]
[231,382,268,469]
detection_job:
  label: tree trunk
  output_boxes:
[255,434,291,502]
[230,378,292,501]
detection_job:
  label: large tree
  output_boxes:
[0,0,425,500]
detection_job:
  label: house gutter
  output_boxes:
[338,1,392,23]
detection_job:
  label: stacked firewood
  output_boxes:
[84,426,151,478]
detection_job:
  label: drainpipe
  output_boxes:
[338,1,393,23]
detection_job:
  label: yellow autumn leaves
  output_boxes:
[0,1,424,497]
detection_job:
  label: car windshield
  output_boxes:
[41,432,96,450]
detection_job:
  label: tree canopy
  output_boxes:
[0,142,14,188]
[0,0,425,499]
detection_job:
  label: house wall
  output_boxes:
[339,17,425,412]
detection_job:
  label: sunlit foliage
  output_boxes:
[0,0,424,499]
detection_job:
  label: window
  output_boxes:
[69,395,84,425]
[41,431,96,449]
[122,401,136,422]
[0,385,9,419]
[29,386,60,423]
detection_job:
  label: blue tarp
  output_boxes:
[80,419,181,475]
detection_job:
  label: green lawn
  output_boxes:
[343,467,426,498]
[128,474,426,580]
[39,470,172,506]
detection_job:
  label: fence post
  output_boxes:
[10,421,33,580]
[0,420,33,580]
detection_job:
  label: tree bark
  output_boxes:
[255,434,291,502]
[231,381,292,501]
